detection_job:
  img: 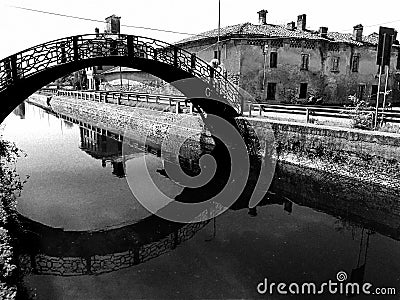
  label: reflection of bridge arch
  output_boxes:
[18,213,210,276]
[0,34,243,122]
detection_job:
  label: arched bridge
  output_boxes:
[0,34,243,122]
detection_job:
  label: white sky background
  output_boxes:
[0,0,400,59]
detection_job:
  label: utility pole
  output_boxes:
[217,0,221,63]
[374,27,396,128]
[374,33,385,129]
[119,66,123,90]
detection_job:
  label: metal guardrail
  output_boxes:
[38,88,193,114]
[39,88,400,124]
[247,102,400,124]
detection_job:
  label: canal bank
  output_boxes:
[27,93,400,189]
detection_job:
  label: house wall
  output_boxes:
[179,39,242,84]
[322,44,400,105]
[239,40,326,103]
[102,71,162,84]
[180,38,400,106]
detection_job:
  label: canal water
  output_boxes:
[2,101,400,299]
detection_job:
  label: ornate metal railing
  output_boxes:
[19,219,210,276]
[0,34,242,113]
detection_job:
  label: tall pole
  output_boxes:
[374,65,383,128]
[119,66,123,90]
[381,65,390,125]
[217,0,221,63]
[374,33,386,128]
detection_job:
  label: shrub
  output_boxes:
[0,135,26,299]
[343,95,374,130]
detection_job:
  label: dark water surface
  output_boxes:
[2,102,400,299]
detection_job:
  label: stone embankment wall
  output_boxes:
[27,94,400,188]
[27,94,214,159]
[271,162,400,240]
[246,117,400,189]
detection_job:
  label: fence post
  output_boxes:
[249,103,252,117]
[259,105,262,117]
[306,108,310,123]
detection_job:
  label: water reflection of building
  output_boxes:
[79,127,125,177]
[13,102,25,119]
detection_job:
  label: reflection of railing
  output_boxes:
[0,34,242,113]
[19,219,209,276]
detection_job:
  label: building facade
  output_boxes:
[84,15,122,90]
[176,10,400,106]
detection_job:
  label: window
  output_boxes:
[351,54,360,72]
[270,51,278,68]
[301,54,309,70]
[214,50,221,60]
[357,84,366,101]
[397,50,400,70]
[331,57,340,72]
[371,85,378,98]
[299,83,308,99]
[266,83,277,100]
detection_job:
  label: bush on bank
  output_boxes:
[0,136,25,299]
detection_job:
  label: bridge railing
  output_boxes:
[0,34,242,113]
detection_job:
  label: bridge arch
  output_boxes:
[0,34,243,122]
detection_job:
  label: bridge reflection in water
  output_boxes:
[18,215,210,276]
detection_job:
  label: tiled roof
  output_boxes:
[176,22,382,47]
[177,23,249,44]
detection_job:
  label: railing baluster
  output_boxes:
[127,35,134,58]
[73,36,79,61]
[190,53,196,73]
[173,47,178,67]
[154,49,158,61]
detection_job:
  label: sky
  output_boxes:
[1,0,400,59]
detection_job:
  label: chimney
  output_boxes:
[319,27,328,38]
[95,27,100,36]
[257,9,268,25]
[287,21,296,30]
[297,14,307,31]
[353,24,363,41]
[105,15,121,34]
